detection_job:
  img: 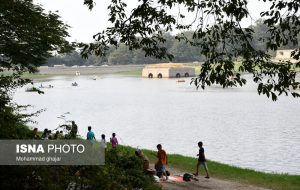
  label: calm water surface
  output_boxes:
[13,75,300,174]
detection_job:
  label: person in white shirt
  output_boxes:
[100,134,107,149]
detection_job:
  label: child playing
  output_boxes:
[194,141,210,178]
[100,134,107,149]
[110,133,118,148]
[87,126,96,141]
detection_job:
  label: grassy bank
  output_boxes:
[21,73,54,79]
[118,145,300,190]
[3,62,299,79]
[2,71,54,79]
[116,70,142,75]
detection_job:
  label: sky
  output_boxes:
[34,0,271,43]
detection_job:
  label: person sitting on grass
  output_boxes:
[194,141,210,178]
[54,131,59,139]
[32,128,40,139]
[58,130,64,139]
[156,144,168,180]
[42,128,48,139]
[48,130,53,139]
[135,149,156,175]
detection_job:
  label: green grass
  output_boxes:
[1,71,53,79]
[118,145,300,190]
[116,70,142,75]
[20,73,53,79]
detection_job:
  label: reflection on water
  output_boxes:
[13,75,300,174]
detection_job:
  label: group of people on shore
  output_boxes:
[32,121,79,140]
[33,124,210,180]
[135,142,210,180]
[31,128,65,140]
[86,126,119,149]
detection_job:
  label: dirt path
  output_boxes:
[151,164,271,190]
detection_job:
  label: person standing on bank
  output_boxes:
[194,141,210,178]
[110,133,118,148]
[156,144,168,180]
[100,134,107,149]
[70,121,78,139]
[87,126,96,141]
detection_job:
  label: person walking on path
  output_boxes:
[110,133,118,148]
[156,144,168,180]
[86,126,96,141]
[194,141,210,178]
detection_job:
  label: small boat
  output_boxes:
[75,71,80,76]
[176,79,185,83]
[72,82,78,87]
[25,87,39,92]
[39,84,54,89]
[92,75,97,80]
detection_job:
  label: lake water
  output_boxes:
[13,75,300,174]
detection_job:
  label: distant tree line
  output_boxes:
[47,19,299,67]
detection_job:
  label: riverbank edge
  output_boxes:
[117,145,300,190]
[10,125,299,190]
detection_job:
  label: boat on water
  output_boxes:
[72,82,78,87]
[92,76,97,80]
[176,79,185,83]
[25,87,39,92]
[39,84,54,89]
[75,71,80,76]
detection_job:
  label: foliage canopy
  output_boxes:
[83,0,300,101]
[0,0,73,125]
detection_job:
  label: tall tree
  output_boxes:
[108,44,134,64]
[0,0,72,127]
[82,0,300,101]
[170,32,204,62]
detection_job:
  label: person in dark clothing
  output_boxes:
[32,128,40,139]
[70,121,78,139]
[42,128,49,139]
[194,141,210,178]
[54,131,59,139]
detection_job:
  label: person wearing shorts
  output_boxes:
[156,144,168,180]
[194,141,210,178]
